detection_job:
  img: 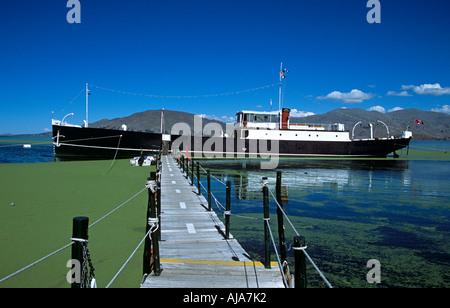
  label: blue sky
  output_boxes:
[1,0,449,134]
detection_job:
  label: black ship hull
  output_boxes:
[52,124,164,160]
[53,124,411,160]
[176,136,412,158]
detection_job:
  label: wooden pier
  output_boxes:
[140,155,284,288]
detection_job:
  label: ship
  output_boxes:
[52,67,412,160]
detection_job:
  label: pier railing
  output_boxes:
[172,153,333,288]
[0,151,332,288]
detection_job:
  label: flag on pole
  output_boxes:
[415,119,425,125]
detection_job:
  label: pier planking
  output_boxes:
[140,156,284,288]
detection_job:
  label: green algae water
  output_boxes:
[200,141,450,288]
[0,159,153,288]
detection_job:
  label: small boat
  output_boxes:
[130,155,155,166]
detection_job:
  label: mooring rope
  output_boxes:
[268,189,333,288]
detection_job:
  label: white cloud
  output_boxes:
[318,89,373,103]
[431,105,450,114]
[198,114,234,123]
[388,107,404,112]
[387,90,412,97]
[402,83,450,96]
[290,109,315,117]
[368,106,386,113]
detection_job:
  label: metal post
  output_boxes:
[225,181,231,240]
[71,216,89,288]
[207,170,211,211]
[276,171,287,262]
[196,162,201,195]
[294,236,307,288]
[262,177,271,269]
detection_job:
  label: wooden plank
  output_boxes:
[141,156,284,288]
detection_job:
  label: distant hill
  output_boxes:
[292,108,450,140]
[90,109,226,137]
[90,108,450,140]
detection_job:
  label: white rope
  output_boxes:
[107,135,123,174]
[0,186,148,284]
[265,219,289,288]
[89,187,147,228]
[269,189,299,236]
[105,228,152,288]
[268,189,333,288]
[0,242,73,284]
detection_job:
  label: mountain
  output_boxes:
[293,108,449,140]
[90,109,226,137]
[90,108,450,140]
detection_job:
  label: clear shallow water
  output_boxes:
[197,142,450,288]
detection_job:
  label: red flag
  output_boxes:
[415,120,425,125]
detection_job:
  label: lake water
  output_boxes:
[195,141,450,288]
[0,136,53,164]
[1,137,449,287]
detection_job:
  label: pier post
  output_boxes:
[276,171,287,262]
[196,162,201,195]
[71,216,89,288]
[225,181,231,240]
[144,172,161,276]
[156,174,162,242]
[207,170,212,211]
[191,157,194,185]
[186,157,189,180]
[262,177,271,269]
[294,236,307,288]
